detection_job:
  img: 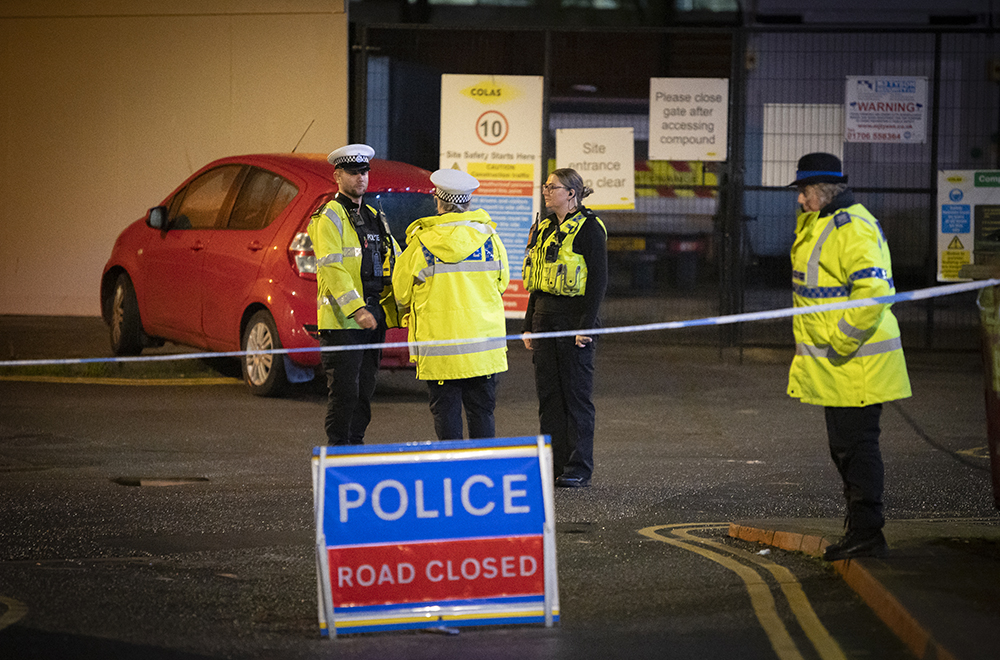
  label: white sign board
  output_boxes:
[440,74,543,316]
[555,127,635,210]
[648,78,728,162]
[845,76,927,144]
[937,170,1000,281]
[760,104,844,187]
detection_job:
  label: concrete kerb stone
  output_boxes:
[730,524,959,660]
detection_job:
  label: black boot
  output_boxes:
[823,529,888,561]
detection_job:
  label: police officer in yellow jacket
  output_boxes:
[308,144,401,445]
[521,168,607,488]
[392,169,509,440]
[788,152,911,561]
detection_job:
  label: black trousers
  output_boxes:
[531,335,596,480]
[824,404,885,533]
[427,375,498,440]
[320,326,384,445]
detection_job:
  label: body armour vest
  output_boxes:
[523,209,605,297]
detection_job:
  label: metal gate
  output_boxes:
[352,23,999,352]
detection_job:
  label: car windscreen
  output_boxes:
[366,191,437,246]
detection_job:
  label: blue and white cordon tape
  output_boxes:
[1,279,997,368]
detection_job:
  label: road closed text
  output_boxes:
[330,536,545,606]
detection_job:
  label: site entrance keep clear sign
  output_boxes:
[312,436,559,636]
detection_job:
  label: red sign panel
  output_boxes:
[330,535,544,607]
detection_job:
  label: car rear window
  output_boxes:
[369,191,438,245]
[169,165,243,230]
[228,167,299,231]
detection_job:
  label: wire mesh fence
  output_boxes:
[358,23,1000,352]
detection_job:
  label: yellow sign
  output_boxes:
[460,80,523,105]
[947,235,965,250]
[467,162,533,181]
[941,250,971,279]
[607,236,646,252]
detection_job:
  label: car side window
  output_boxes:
[168,165,243,230]
[227,168,299,231]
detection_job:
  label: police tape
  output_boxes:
[1,278,997,369]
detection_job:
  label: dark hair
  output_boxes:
[549,168,594,203]
[438,198,470,214]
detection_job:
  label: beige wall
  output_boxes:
[0,1,348,316]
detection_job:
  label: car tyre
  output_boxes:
[110,273,143,356]
[242,310,287,397]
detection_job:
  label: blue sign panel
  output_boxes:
[942,204,971,233]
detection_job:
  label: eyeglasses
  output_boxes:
[540,184,568,193]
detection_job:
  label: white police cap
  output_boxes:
[431,169,480,204]
[327,144,375,171]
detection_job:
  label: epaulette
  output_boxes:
[833,211,852,228]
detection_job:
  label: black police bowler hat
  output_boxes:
[789,152,848,186]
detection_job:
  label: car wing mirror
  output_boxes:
[147,206,168,230]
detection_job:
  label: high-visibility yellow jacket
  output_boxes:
[392,208,509,381]
[788,196,911,407]
[308,198,401,331]
[523,209,607,297]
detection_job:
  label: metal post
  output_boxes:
[925,30,943,348]
[720,26,747,351]
[351,23,369,144]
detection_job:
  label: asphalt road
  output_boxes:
[0,331,994,659]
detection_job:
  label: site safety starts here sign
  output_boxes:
[312,436,559,636]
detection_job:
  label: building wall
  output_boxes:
[0,1,348,316]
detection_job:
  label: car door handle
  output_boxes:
[190,241,206,252]
[247,241,265,252]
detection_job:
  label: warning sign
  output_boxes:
[937,170,1000,281]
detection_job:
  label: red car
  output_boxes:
[101,153,435,396]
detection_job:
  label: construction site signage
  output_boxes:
[556,127,635,210]
[439,74,544,317]
[938,170,1000,281]
[312,436,559,637]
[648,78,728,162]
[845,76,927,144]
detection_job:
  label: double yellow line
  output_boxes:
[0,596,27,632]
[639,523,846,660]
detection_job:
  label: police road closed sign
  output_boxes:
[312,436,558,636]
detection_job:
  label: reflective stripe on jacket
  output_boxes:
[393,208,509,381]
[307,200,401,331]
[787,201,911,407]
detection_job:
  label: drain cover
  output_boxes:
[111,477,210,487]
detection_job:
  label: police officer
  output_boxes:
[788,152,911,560]
[308,144,400,445]
[521,168,608,487]
[392,169,509,440]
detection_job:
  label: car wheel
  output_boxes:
[241,310,287,397]
[110,273,143,356]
